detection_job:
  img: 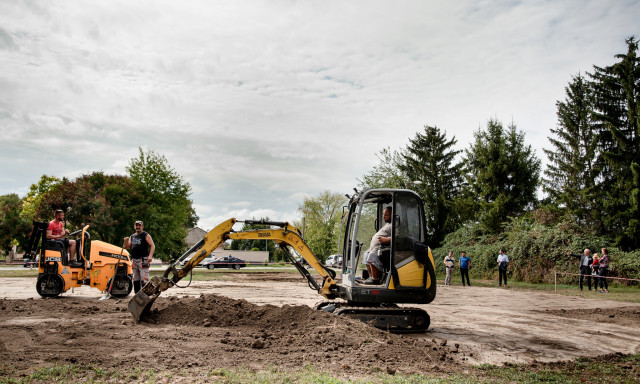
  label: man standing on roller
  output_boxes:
[124,220,155,293]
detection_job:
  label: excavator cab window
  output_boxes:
[348,193,393,279]
[392,193,425,267]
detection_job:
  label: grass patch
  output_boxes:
[1,354,639,383]
[0,269,39,278]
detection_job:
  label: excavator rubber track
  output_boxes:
[316,302,430,333]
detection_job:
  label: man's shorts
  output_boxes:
[364,249,383,270]
[132,258,150,283]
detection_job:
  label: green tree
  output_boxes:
[544,74,600,229]
[35,173,147,245]
[0,194,31,255]
[399,125,464,247]
[357,147,408,190]
[463,119,541,233]
[126,148,198,260]
[20,175,61,223]
[295,191,347,261]
[589,36,640,249]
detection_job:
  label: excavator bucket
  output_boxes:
[128,290,157,321]
[128,276,174,321]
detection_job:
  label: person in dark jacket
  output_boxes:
[566,249,593,291]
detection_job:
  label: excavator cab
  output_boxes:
[337,189,436,309]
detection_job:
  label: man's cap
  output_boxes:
[135,220,143,225]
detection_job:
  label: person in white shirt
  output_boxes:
[443,251,455,286]
[361,207,392,285]
[497,249,509,287]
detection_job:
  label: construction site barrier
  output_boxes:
[553,271,640,293]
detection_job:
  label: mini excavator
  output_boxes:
[24,222,133,298]
[128,188,437,332]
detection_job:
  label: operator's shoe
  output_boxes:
[362,277,380,285]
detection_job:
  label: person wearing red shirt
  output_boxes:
[46,209,76,261]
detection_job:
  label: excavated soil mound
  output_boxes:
[143,294,465,373]
[0,295,465,376]
[149,294,314,328]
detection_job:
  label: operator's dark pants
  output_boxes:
[460,268,470,286]
[579,266,592,290]
[498,267,507,286]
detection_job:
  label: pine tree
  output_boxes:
[399,125,463,247]
[589,36,640,249]
[463,119,541,233]
[544,73,600,229]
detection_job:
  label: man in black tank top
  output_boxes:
[124,220,156,293]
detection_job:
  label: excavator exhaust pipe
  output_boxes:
[128,275,174,321]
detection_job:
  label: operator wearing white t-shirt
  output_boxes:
[361,207,392,285]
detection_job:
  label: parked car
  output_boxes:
[23,258,38,268]
[325,254,343,268]
[202,256,246,270]
[197,255,217,267]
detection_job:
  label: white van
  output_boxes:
[325,254,343,268]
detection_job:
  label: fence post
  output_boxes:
[554,270,557,294]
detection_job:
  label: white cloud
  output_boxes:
[1,0,638,225]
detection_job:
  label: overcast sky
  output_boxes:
[0,0,638,230]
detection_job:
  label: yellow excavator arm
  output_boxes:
[128,218,337,321]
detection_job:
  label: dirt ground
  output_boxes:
[1,272,640,377]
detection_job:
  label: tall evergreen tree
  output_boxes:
[544,74,600,229]
[589,36,640,249]
[399,125,463,247]
[463,119,541,233]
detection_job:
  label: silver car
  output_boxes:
[325,254,343,268]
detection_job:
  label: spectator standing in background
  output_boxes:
[591,253,600,291]
[566,249,593,291]
[497,249,509,287]
[459,251,471,287]
[598,248,610,293]
[444,251,455,286]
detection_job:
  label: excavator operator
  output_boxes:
[362,206,392,284]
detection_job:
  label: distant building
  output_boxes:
[185,227,207,247]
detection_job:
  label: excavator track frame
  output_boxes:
[315,301,430,333]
